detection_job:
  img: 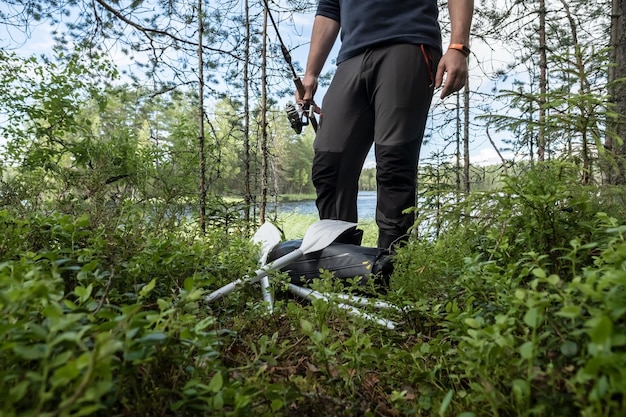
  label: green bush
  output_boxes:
[389,162,626,415]
[1,162,626,416]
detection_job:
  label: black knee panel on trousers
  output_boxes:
[375,140,421,246]
[312,151,342,220]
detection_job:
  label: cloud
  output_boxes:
[470,147,516,166]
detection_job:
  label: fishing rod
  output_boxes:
[260,0,318,133]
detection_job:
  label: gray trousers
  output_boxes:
[312,43,439,248]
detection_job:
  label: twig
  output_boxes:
[486,122,508,175]
[94,267,114,314]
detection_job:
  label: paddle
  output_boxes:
[251,222,283,312]
[205,219,356,303]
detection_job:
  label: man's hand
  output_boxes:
[297,15,339,113]
[296,73,321,115]
[435,49,469,99]
[300,73,318,103]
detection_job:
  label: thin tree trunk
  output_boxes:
[259,8,269,223]
[455,90,461,198]
[243,0,252,225]
[607,0,626,184]
[197,0,207,234]
[463,64,471,193]
[558,0,590,184]
[538,0,547,162]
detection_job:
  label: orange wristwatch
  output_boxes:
[448,43,471,57]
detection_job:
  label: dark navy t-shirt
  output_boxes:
[316,0,442,64]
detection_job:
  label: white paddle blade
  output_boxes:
[252,222,282,265]
[300,219,357,254]
[252,222,282,313]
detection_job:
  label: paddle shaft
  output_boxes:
[205,249,303,303]
[288,284,397,330]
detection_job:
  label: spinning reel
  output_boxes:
[285,102,317,134]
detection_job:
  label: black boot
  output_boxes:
[334,227,364,246]
[377,232,408,251]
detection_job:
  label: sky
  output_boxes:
[0,1,516,168]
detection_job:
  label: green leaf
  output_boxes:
[157,298,170,311]
[271,399,284,411]
[51,360,81,387]
[138,332,167,344]
[532,268,546,278]
[72,405,102,417]
[586,315,613,345]
[519,341,534,359]
[184,277,194,293]
[9,380,29,403]
[523,307,540,329]
[208,372,223,393]
[557,305,581,319]
[14,344,47,360]
[26,323,48,340]
[438,390,454,416]
[49,351,73,369]
[194,317,215,332]
[547,275,560,285]
[512,379,530,402]
[465,318,481,329]
[300,319,313,335]
[139,278,157,298]
[560,340,578,357]
[213,391,224,409]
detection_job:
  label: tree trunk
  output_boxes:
[607,0,626,184]
[559,0,590,184]
[197,0,207,234]
[243,0,252,225]
[259,8,269,224]
[455,91,461,197]
[463,66,471,193]
[538,0,547,162]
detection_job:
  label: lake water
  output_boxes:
[272,190,377,220]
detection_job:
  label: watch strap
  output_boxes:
[448,43,471,57]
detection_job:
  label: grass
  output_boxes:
[223,193,318,204]
[273,213,379,247]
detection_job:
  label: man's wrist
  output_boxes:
[448,43,471,57]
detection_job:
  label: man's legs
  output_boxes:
[370,44,438,249]
[312,44,438,249]
[312,53,374,224]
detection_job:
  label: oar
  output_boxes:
[205,219,357,303]
[251,222,283,312]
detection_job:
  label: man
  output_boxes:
[298,0,473,249]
